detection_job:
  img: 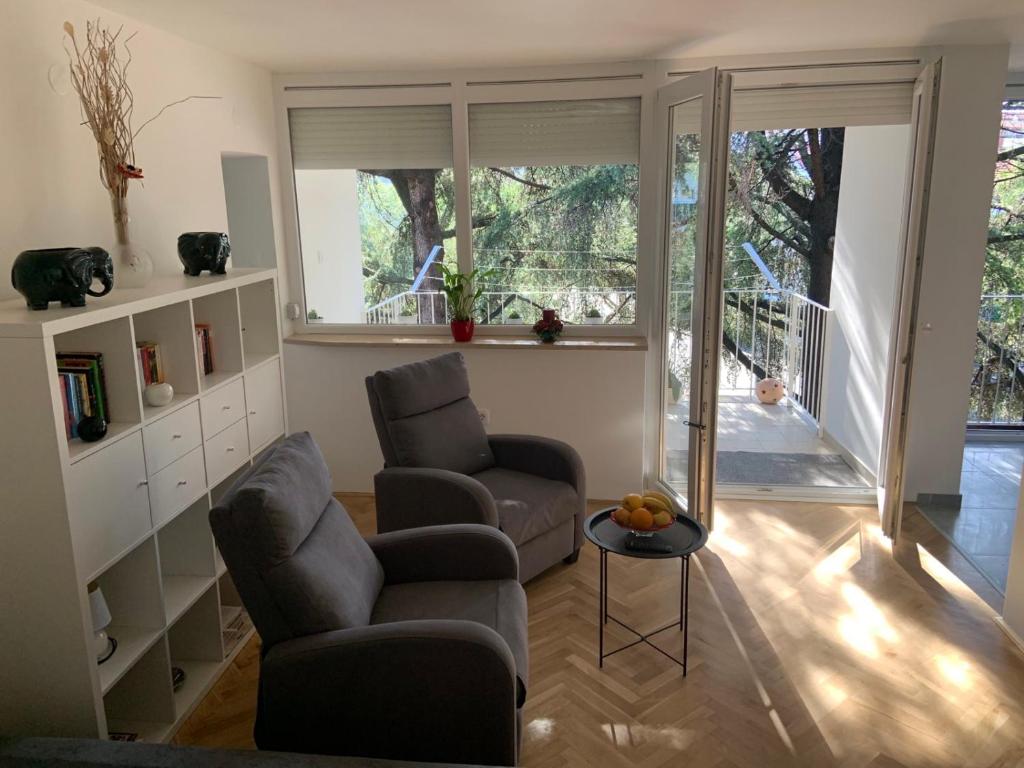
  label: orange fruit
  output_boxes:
[622,493,644,511]
[611,507,631,526]
[629,507,654,530]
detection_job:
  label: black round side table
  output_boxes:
[584,507,708,676]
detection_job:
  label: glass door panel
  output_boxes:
[650,68,732,528]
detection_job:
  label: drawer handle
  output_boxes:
[222,405,232,411]
[249,410,256,415]
[226,446,236,453]
[172,433,182,440]
[177,480,188,486]
[138,480,149,487]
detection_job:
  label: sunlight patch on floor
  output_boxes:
[601,723,697,750]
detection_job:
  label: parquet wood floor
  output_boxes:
[174,495,1024,767]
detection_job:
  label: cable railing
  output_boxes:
[970,294,1024,427]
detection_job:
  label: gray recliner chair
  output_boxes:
[365,352,586,584]
[210,432,528,767]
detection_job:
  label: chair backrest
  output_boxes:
[365,352,494,475]
[210,432,384,649]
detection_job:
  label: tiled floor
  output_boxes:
[918,440,1024,593]
[665,390,833,454]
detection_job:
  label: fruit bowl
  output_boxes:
[610,491,676,535]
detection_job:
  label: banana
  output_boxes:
[643,490,673,508]
[642,495,670,513]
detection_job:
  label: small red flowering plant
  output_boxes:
[532,308,564,343]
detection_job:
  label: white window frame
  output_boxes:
[274,54,930,339]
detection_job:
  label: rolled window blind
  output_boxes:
[671,82,914,137]
[469,98,640,167]
[289,105,453,170]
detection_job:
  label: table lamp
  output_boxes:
[88,583,117,664]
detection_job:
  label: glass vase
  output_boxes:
[110,194,154,288]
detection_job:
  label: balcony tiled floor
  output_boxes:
[665,390,871,488]
[918,440,1024,593]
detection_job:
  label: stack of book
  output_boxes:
[195,324,215,375]
[57,352,109,440]
[136,341,165,387]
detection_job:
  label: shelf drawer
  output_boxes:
[199,378,245,439]
[149,446,207,529]
[143,402,202,475]
[67,431,151,578]
[205,418,250,486]
[244,360,284,452]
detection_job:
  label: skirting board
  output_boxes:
[820,427,877,486]
[994,616,1024,659]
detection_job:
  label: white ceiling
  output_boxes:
[90,0,1024,74]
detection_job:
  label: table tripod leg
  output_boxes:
[602,548,608,625]
[598,547,605,667]
[682,555,690,676]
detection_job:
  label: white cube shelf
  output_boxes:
[0,269,285,742]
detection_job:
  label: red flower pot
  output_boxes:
[450,319,475,342]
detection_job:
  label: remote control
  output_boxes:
[625,537,673,554]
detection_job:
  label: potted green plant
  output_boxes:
[439,263,489,342]
[584,307,604,325]
[396,304,416,325]
[506,309,524,325]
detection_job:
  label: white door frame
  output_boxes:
[879,60,943,539]
[645,68,733,531]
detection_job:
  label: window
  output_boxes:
[289,105,456,324]
[469,98,640,325]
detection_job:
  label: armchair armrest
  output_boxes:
[367,524,519,584]
[260,621,518,766]
[489,434,586,498]
[374,467,498,533]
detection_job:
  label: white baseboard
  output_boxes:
[994,616,1024,658]
[821,428,877,486]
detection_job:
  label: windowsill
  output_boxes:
[284,332,647,351]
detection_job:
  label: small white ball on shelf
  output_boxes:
[144,382,174,407]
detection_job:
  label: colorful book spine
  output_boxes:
[135,342,165,387]
[194,324,214,376]
[57,352,108,423]
[55,352,108,437]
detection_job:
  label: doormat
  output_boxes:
[666,450,870,488]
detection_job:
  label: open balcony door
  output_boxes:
[878,61,942,539]
[648,68,733,530]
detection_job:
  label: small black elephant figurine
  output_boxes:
[11,247,114,311]
[177,232,231,276]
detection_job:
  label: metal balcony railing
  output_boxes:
[970,294,1024,427]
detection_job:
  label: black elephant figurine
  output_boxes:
[177,232,231,276]
[11,247,114,311]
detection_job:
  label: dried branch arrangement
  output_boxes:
[62,19,219,244]
[63,19,137,204]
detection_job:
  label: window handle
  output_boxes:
[226,447,235,453]
[172,433,182,439]
[138,480,149,487]
[222,405,232,411]
[177,480,188,486]
[249,410,256,416]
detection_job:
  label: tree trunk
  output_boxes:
[403,171,446,323]
[370,169,446,323]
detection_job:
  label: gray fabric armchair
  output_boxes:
[366,352,586,583]
[210,432,527,767]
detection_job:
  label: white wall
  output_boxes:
[284,343,646,499]
[221,154,278,269]
[1003,481,1024,643]
[823,124,910,479]
[0,0,288,301]
[293,169,365,323]
[903,45,1009,500]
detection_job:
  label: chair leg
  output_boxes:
[563,548,581,565]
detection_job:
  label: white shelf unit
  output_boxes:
[0,269,285,742]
